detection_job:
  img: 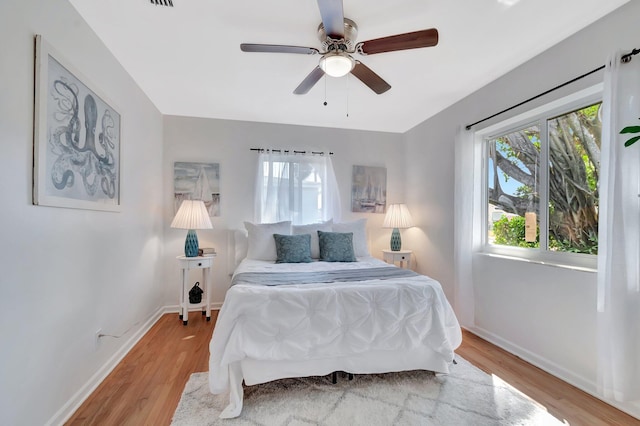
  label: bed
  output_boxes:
[208,221,462,418]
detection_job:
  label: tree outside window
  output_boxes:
[487,102,601,255]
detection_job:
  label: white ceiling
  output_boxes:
[69,0,626,133]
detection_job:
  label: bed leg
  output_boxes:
[348,373,353,380]
[332,372,337,384]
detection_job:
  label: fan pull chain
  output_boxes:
[346,74,349,118]
[323,75,328,106]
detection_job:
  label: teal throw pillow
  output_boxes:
[317,231,357,262]
[273,233,313,263]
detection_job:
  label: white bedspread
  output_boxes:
[208,257,462,417]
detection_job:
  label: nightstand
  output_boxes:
[382,249,412,269]
[177,254,216,325]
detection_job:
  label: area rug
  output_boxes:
[171,356,563,425]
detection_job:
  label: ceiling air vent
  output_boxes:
[150,0,173,6]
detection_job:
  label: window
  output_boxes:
[254,151,340,225]
[483,90,601,264]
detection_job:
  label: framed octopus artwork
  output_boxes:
[33,35,121,212]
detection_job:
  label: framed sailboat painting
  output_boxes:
[351,165,386,213]
[173,162,221,217]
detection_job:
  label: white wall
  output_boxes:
[2,0,636,423]
[405,1,640,419]
[162,116,405,306]
[0,1,164,425]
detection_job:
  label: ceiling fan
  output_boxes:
[240,0,439,95]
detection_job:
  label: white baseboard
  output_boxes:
[47,304,223,426]
[466,325,595,391]
[465,325,640,421]
[46,306,165,426]
[49,309,637,425]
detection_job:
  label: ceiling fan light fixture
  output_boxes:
[319,53,355,77]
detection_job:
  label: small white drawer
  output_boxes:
[187,257,212,269]
[177,255,214,269]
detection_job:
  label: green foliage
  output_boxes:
[493,214,598,254]
[620,118,640,147]
[581,104,600,120]
[582,152,598,192]
[492,215,538,248]
[514,185,533,198]
[549,233,598,255]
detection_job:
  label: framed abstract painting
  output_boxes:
[33,35,121,212]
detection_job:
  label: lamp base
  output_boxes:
[390,228,402,251]
[184,229,199,257]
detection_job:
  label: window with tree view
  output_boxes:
[486,101,601,255]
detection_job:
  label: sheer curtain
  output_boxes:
[454,126,482,328]
[254,151,341,225]
[597,51,640,402]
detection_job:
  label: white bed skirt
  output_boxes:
[219,347,453,418]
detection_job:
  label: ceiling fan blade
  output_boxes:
[357,28,438,55]
[316,0,345,39]
[350,61,391,94]
[293,66,325,95]
[241,44,319,55]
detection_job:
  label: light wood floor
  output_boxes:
[66,312,639,425]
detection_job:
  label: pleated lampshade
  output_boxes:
[383,204,414,229]
[171,200,213,230]
[171,200,212,257]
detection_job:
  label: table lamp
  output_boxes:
[171,200,212,257]
[382,203,414,251]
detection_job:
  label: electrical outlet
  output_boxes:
[95,329,102,349]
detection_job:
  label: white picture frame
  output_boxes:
[33,35,121,212]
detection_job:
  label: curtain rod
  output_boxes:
[621,47,640,63]
[465,46,640,131]
[249,148,334,155]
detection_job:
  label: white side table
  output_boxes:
[382,249,413,269]
[177,255,215,325]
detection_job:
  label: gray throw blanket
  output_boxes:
[232,266,419,287]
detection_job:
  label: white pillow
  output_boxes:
[244,221,292,261]
[292,219,333,259]
[333,218,369,257]
[233,229,248,268]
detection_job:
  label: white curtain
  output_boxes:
[254,151,341,225]
[454,126,481,328]
[597,51,640,402]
